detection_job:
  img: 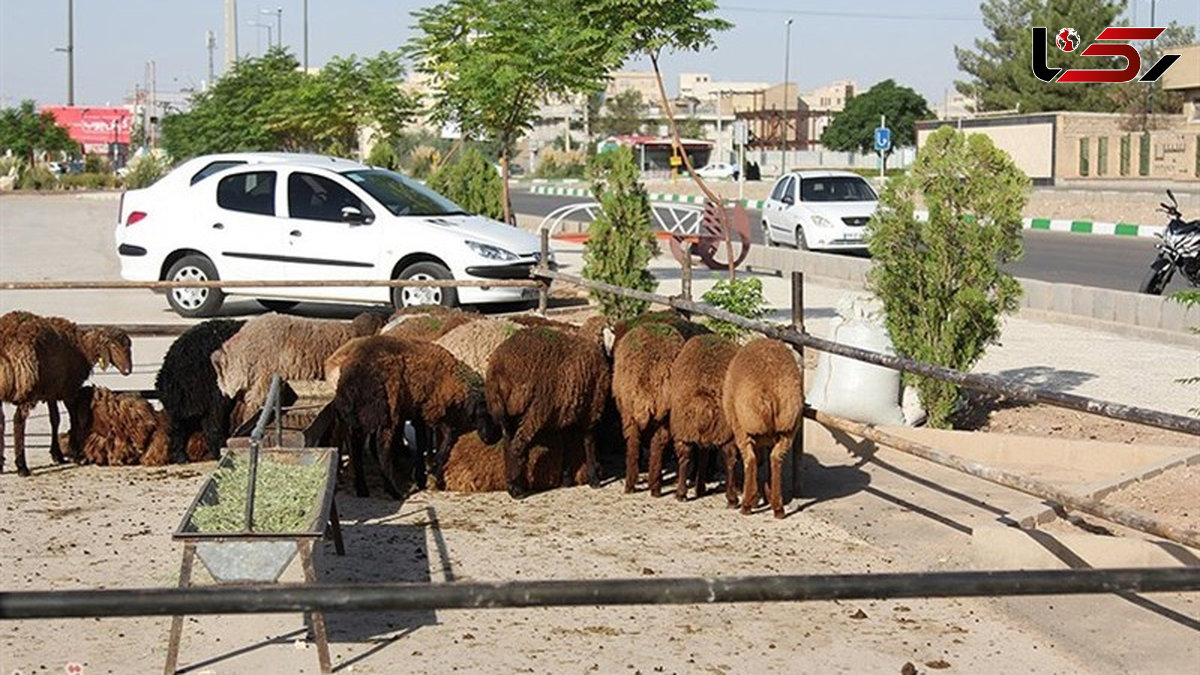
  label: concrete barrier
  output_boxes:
[741,245,1200,345]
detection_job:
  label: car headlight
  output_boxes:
[466,240,518,262]
[810,214,833,227]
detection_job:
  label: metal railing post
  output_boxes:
[537,228,550,316]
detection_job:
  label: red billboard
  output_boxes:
[41,105,133,147]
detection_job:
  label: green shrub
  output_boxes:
[582,146,658,322]
[59,172,119,190]
[18,164,56,190]
[701,277,768,341]
[405,145,439,180]
[122,153,170,189]
[535,147,587,179]
[426,146,505,221]
[366,140,401,170]
[866,126,1028,428]
[83,153,110,174]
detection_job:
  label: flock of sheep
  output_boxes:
[0,304,803,518]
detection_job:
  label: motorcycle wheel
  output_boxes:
[1138,263,1172,295]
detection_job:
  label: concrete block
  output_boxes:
[1136,294,1163,330]
[1021,279,1053,311]
[1070,285,1096,318]
[1113,292,1138,325]
[1092,287,1116,323]
[1051,284,1074,315]
[1159,295,1187,333]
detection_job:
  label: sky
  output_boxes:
[0,0,1197,110]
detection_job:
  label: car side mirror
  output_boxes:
[341,206,371,225]
[781,194,794,205]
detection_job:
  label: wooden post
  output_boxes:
[537,228,550,316]
[163,543,196,675]
[783,271,805,505]
[299,540,333,674]
[680,240,693,302]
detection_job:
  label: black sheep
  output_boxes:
[155,319,246,464]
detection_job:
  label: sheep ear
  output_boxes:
[210,349,225,378]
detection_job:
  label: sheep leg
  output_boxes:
[372,430,404,500]
[431,424,454,491]
[410,420,431,491]
[583,427,601,489]
[0,406,6,473]
[621,419,642,493]
[200,412,227,461]
[768,434,793,519]
[694,445,710,498]
[723,441,740,508]
[13,403,31,477]
[647,423,671,498]
[503,430,532,499]
[673,440,692,502]
[346,426,369,497]
[47,404,67,464]
[737,435,758,515]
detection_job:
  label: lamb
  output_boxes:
[439,430,584,493]
[668,333,741,503]
[381,309,479,342]
[63,386,208,466]
[211,312,386,427]
[611,322,685,495]
[333,335,488,497]
[433,318,521,375]
[480,325,610,499]
[0,311,132,475]
[155,319,246,464]
[721,338,804,518]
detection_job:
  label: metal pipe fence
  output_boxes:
[3,568,1198,620]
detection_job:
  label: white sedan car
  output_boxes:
[116,153,551,317]
[761,170,877,251]
[694,162,738,180]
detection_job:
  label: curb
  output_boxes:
[527,185,1164,238]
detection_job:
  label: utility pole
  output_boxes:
[205,30,216,87]
[1145,0,1157,129]
[53,0,75,105]
[224,0,238,69]
[781,18,793,176]
[303,0,309,70]
[262,7,282,48]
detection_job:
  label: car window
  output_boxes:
[342,169,466,217]
[769,177,790,201]
[800,176,878,202]
[191,160,246,185]
[288,172,370,222]
[216,171,276,216]
[785,176,797,201]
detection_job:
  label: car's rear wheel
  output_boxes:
[165,255,224,318]
[795,226,810,251]
[392,261,458,309]
[257,299,300,312]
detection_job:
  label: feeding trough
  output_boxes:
[164,375,344,675]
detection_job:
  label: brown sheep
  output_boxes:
[61,386,208,467]
[433,318,521,376]
[721,338,803,518]
[211,312,385,427]
[439,430,584,493]
[612,309,710,347]
[481,325,610,499]
[611,322,685,495]
[506,315,578,332]
[668,334,741,503]
[333,335,488,497]
[0,311,132,475]
[381,307,480,341]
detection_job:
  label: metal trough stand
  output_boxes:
[164,375,344,675]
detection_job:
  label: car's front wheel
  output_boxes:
[392,261,458,309]
[165,254,224,318]
[795,226,810,251]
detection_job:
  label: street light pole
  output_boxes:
[782,18,793,175]
[54,0,75,105]
[303,0,309,70]
[262,7,282,48]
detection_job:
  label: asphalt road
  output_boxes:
[511,190,1190,294]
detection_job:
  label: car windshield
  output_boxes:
[799,176,877,202]
[342,169,467,217]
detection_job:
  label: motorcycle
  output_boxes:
[1139,189,1200,295]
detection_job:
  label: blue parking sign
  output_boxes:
[874,127,891,152]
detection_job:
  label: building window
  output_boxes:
[1119,135,1131,176]
[1139,132,1151,177]
[1096,137,1108,176]
[1078,138,1089,177]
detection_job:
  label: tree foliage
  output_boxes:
[162,48,415,160]
[701,277,767,341]
[407,0,616,225]
[1112,21,1197,130]
[955,0,1127,113]
[866,127,1029,428]
[596,89,647,137]
[426,145,505,221]
[820,79,930,155]
[0,100,78,166]
[582,146,659,321]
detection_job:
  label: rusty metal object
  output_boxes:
[668,201,753,271]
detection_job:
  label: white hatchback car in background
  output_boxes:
[693,162,737,180]
[116,153,550,317]
[761,170,878,251]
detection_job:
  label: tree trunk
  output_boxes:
[650,53,735,280]
[500,145,513,226]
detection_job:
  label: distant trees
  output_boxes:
[595,90,648,137]
[0,100,78,166]
[161,49,415,160]
[820,80,930,162]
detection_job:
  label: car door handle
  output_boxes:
[212,222,224,230]
[289,230,302,237]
